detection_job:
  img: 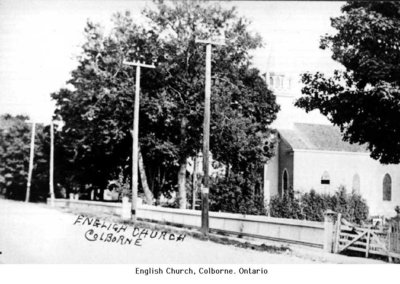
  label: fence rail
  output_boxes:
[334,214,400,262]
[50,198,325,248]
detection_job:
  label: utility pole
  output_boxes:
[49,120,55,205]
[25,122,36,202]
[192,154,198,210]
[196,38,225,235]
[123,60,155,222]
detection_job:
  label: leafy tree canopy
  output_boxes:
[296,1,400,164]
[51,0,278,205]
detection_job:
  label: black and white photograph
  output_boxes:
[0,0,399,281]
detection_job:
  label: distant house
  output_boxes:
[263,73,400,217]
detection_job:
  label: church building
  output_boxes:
[263,72,400,217]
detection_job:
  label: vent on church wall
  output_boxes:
[321,171,330,185]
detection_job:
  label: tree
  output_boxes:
[296,1,400,164]
[211,67,278,175]
[143,0,278,208]
[0,114,50,201]
[208,67,278,214]
[51,0,278,208]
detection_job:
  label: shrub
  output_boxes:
[269,189,303,219]
[300,189,327,221]
[269,186,369,224]
[209,173,266,215]
[345,190,369,224]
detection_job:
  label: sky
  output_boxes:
[0,0,344,123]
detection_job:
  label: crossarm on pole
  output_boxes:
[123,60,155,68]
[195,38,225,46]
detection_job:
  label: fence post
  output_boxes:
[334,213,342,253]
[366,228,371,258]
[323,210,337,253]
[121,196,131,221]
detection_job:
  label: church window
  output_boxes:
[352,174,360,194]
[282,169,289,193]
[321,171,330,185]
[383,174,392,201]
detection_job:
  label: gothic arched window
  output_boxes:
[383,174,392,201]
[352,174,360,194]
[282,169,289,194]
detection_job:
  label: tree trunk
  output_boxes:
[138,147,154,205]
[178,159,187,209]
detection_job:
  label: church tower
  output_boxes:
[262,41,329,129]
[265,71,329,129]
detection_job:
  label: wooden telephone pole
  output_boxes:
[49,121,55,204]
[123,60,155,222]
[196,38,225,235]
[25,122,36,202]
[192,154,198,210]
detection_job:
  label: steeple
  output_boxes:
[265,71,329,129]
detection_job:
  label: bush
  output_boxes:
[209,173,266,215]
[269,186,369,224]
[341,188,369,224]
[300,189,327,221]
[269,189,303,219]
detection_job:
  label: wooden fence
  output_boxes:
[334,214,400,262]
[388,217,400,257]
[49,198,325,248]
[48,198,400,260]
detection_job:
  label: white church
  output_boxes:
[263,72,400,217]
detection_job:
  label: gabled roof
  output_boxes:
[278,123,369,153]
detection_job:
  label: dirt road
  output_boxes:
[0,199,384,264]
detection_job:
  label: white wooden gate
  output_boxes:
[334,214,400,262]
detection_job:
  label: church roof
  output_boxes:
[278,123,369,153]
